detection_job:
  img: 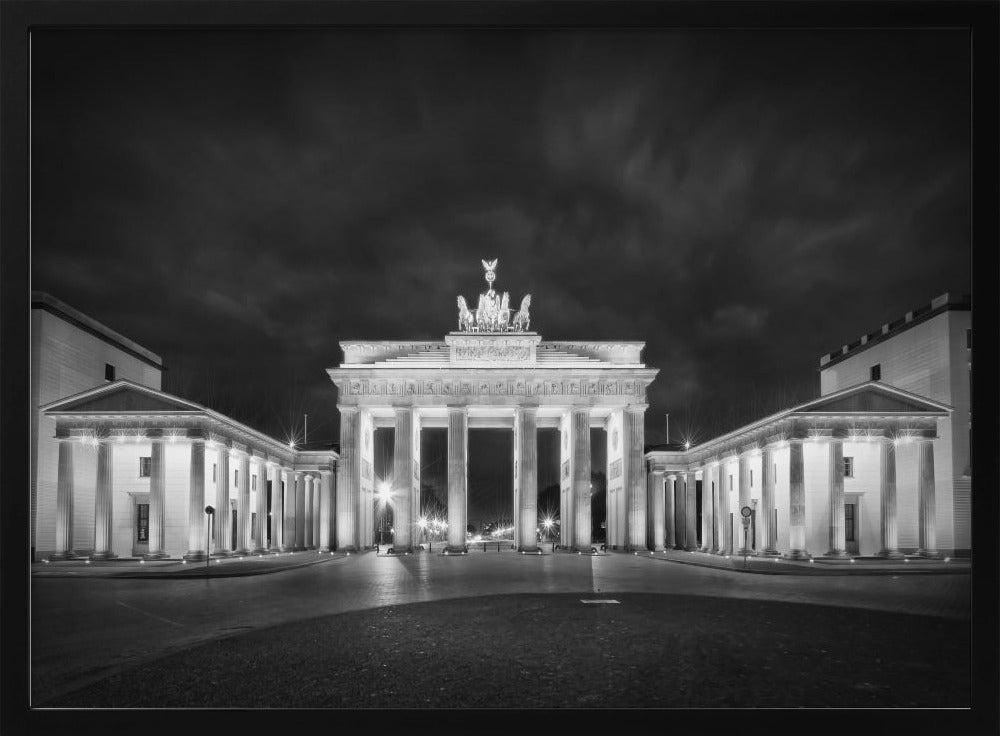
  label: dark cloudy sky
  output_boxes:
[31,29,970,522]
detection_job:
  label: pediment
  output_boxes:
[42,382,202,415]
[795,384,949,415]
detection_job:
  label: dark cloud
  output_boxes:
[31,29,970,519]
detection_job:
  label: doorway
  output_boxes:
[844,499,860,555]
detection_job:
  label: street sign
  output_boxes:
[740,505,752,518]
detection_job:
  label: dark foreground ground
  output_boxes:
[44,592,968,708]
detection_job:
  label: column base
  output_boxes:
[824,549,850,558]
[182,551,208,561]
[737,547,753,556]
[88,552,117,561]
[783,549,809,560]
[291,545,308,552]
[211,550,233,558]
[761,549,782,557]
[233,548,253,557]
[252,547,269,555]
[142,552,170,560]
[917,549,943,559]
[337,545,358,553]
[653,545,665,552]
[878,549,906,559]
[48,551,75,561]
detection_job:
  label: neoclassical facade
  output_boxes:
[41,381,337,560]
[645,382,951,558]
[327,260,658,553]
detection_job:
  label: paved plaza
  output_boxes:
[31,550,969,707]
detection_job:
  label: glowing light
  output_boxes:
[85,559,91,564]
[43,559,50,564]
[904,558,910,563]
[543,518,553,529]
[418,517,427,530]
[140,559,145,564]
[684,441,691,450]
[850,558,856,563]
[182,560,187,564]
[944,557,950,562]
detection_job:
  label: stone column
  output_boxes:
[917,439,941,558]
[517,405,539,552]
[52,438,75,560]
[446,406,468,552]
[252,459,268,553]
[826,439,848,557]
[304,475,314,549]
[878,439,904,558]
[571,408,592,551]
[294,472,306,550]
[624,405,646,551]
[213,446,231,556]
[761,446,779,555]
[143,437,168,558]
[319,470,334,551]
[183,438,207,560]
[312,473,322,548]
[719,460,732,555]
[283,468,295,550]
[664,474,676,550]
[712,462,724,554]
[336,406,359,551]
[90,439,116,560]
[700,465,715,552]
[650,468,665,551]
[392,407,414,551]
[233,452,252,555]
[787,440,808,559]
[684,470,697,550]
[737,452,751,554]
[270,465,285,551]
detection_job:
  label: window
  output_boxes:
[139,456,151,477]
[136,503,149,542]
[844,456,854,478]
[844,504,855,542]
[750,469,753,487]
[234,469,238,487]
[252,474,257,491]
[213,463,217,483]
[105,363,116,381]
[870,364,881,381]
[729,474,733,492]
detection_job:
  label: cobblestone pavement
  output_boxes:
[31,549,970,706]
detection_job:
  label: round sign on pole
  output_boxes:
[740,506,752,518]
[205,505,215,515]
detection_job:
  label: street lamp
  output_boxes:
[204,505,215,572]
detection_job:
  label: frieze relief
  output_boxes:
[341,378,646,399]
[610,458,623,480]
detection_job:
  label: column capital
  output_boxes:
[446,404,469,413]
[625,403,648,413]
[516,404,540,414]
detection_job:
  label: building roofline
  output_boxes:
[32,291,164,371]
[818,292,970,370]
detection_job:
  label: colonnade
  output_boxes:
[48,432,335,561]
[650,436,939,558]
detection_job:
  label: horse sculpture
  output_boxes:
[512,294,531,332]
[456,296,475,331]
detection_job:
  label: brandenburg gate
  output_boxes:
[327,259,659,553]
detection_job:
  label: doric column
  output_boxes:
[145,436,167,558]
[52,438,75,560]
[270,465,285,551]
[664,474,676,549]
[336,406,359,551]
[700,464,715,552]
[282,468,295,550]
[183,438,207,560]
[917,439,941,558]
[319,470,334,551]
[737,451,752,554]
[684,470,697,550]
[213,445,231,556]
[711,462,723,554]
[304,475,314,549]
[250,459,267,553]
[717,460,731,555]
[446,406,468,552]
[90,439,116,560]
[786,439,808,559]
[312,473,322,548]
[826,439,848,557]
[761,445,779,555]
[624,405,646,551]
[234,452,252,555]
[650,468,665,551]
[571,407,592,551]
[294,472,306,550]
[392,407,414,551]
[517,405,539,552]
[878,439,904,558]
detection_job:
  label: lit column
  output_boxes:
[571,407,592,551]
[826,438,848,557]
[319,469,334,551]
[878,438,904,558]
[90,439,116,560]
[282,468,295,550]
[235,452,252,555]
[517,405,539,552]
[650,467,665,552]
[624,405,646,552]
[700,464,714,553]
[270,464,284,552]
[392,407,413,552]
[446,406,468,552]
[684,470,697,550]
[144,435,167,558]
[213,446,231,556]
[664,474,676,550]
[252,459,268,553]
[52,437,75,560]
[336,406,359,551]
[304,475,314,549]
[294,472,306,550]
[713,461,725,554]
[917,439,940,558]
[312,473,322,548]
[737,451,752,554]
[786,439,808,559]
[183,437,207,561]
[761,445,779,555]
